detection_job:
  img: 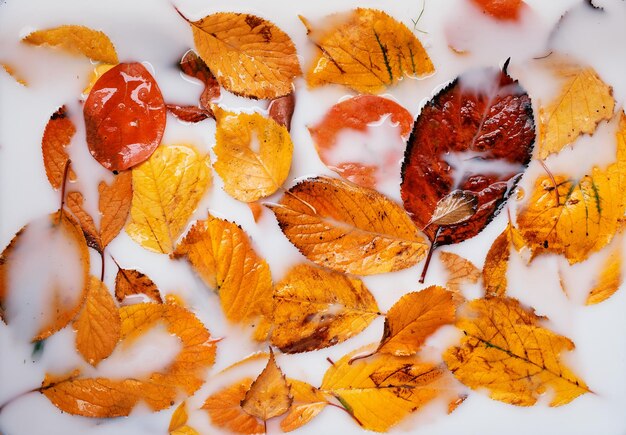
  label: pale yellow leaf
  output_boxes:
[586,242,622,305]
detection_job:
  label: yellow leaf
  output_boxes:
[321,344,448,432]
[377,286,455,356]
[172,215,273,337]
[74,276,121,366]
[202,379,265,434]
[169,402,189,432]
[171,426,199,435]
[1,63,27,86]
[99,171,133,248]
[302,8,434,93]
[186,12,301,99]
[439,252,480,301]
[268,176,428,275]
[538,63,614,159]
[126,145,211,254]
[241,349,293,421]
[114,266,162,304]
[213,107,293,202]
[280,380,328,432]
[43,303,216,417]
[0,211,90,341]
[83,63,115,95]
[42,106,76,190]
[23,25,118,64]
[270,264,379,353]
[482,223,524,297]
[444,297,590,406]
[518,113,626,264]
[586,242,622,305]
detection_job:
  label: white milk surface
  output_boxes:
[1,0,626,434]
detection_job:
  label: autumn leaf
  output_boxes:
[483,221,524,297]
[538,62,614,159]
[181,11,301,99]
[1,63,27,86]
[167,105,213,123]
[114,265,162,304]
[0,210,90,341]
[376,286,455,356]
[43,303,217,417]
[439,252,480,299]
[179,49,220,109]
[83,63,115,95]
[42,106,76,190]
[321,344,449,432]
[172,215,272,337]
[22,25,118,64]
[126,144,211,254]
[444,297,590,406]
[169,401,200,435]
[401,63,534,251]
[281,380,328,432]
[426,190,478,228]
[268,176,428,275]
[74,276,121,366]
[302,8,434,93]
[203,379,265,434]
[308,95,413,189]
[268,93,295,131]
[470,0,525,20]
[213,107,293,202]
[586,242,622,305]
[248,202,264,223]
[270,264,379,353]
[84,62,166,172]
[517,113,626,264]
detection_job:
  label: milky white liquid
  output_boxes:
[1,0,626,434]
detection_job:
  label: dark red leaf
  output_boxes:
[268,93,295,131]
[167,104,214,123]
[180,49,220,109]
[84,62,166,172]
[401,63,534,247]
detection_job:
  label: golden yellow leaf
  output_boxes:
[538,63,614,159]
[202,379,265,435]
[42,106,76,190]
[518,113,626,264]
[439,252,480,299]
[171,427,199,435]
[241,349,293,421]
[186,12,301,99]
[280,380,328,432]
[213,107,293,202]
[268,176,428,275]
[586,242,622,305]
[377,286,455,356]
[74,276,121,366]
[114,266,162,304]
[126,145,211,254]
[302,8,434,93]
[23,25,118,64]
[169,402,198,435]
[173,215,272,336]
[321,344,448,432]
[444,297,590,406]
[83,63,115,95]
[43,303,216,417]
[1,63,27,86]
[270,264,379,353]
[482,222,524,297]
[0,211,90,341]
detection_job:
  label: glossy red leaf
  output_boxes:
[401,62,534,247]
[179,49,220,109]
[167,104,213,123]
[84,62,166,172]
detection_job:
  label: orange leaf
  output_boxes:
[114,266,162,304]
[483,222,524,297]
[66,191,101,250]
[169,401,190,432]
[241,349,293,421]
[268,176,428,275]
[439,252,480,300]
[280,380,327,432]
[248,202,264,222]
[42,106,76,190]
[99,171,133,248]
[1,62,27,86]
[74,276,121,366]
[586,242,622,305]
[202,379,265,435]
[470,0,525,20]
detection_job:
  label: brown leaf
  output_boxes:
[179,49,220,109]
[427,190,478,228]
[42,106,76,190]
[167,104,213,123]
[114,266,162,304]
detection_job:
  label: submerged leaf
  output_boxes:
[427,191,478,228]
[179,49,220,109]
[586,242,622,305]
[470,0,525,20]
[439,252,480,299]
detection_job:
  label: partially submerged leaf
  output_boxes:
[538,62,614,159]
[439,252,480,299]
[586,243,622,305]
[1,63,28,86]
[169,402,189,433]
[321,345,449,432]
[241,349,293,421]
[84,62,166,171]
[302,8,434,93]
[172,215,273,336]
[184,12,301,99]
[167,105,213,123]
[281,380,328,432]
[470,0,525,20]
[74,276,121,366]
[483,222,524,297]
[126,144,211,254]
[115,266,162,304]
[179,49,220,109]
[444,297,589,406]
[42,106,76,190]
[268,93,295,131]
[270,264,379,353]
[427,190,478,228]
[202,379,265,434]
[268,176,428,275]
[23,25,118,64]
[213,107,293,202]
[377,286,455,356]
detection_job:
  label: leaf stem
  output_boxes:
[100,249,106,282]
[327,401,363,427]
[59,159,72,220]
[0,387,39,413]
[419,227,441,283]
[539,160,559,204]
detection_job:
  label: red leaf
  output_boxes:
[470,0,525,20]
[268,93,295,131]
[167,104,213,123]
[401,63,534,246]
[84,63,166,172]
[180,50,220,109]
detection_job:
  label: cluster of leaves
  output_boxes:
[0,2,623,434]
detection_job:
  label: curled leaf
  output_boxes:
[179,49,220,109]
[167,105,213,123]
[268,93,295,131]
[42,106,76,190]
